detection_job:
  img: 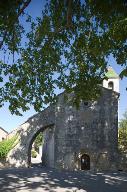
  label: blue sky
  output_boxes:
[0,0,127,132]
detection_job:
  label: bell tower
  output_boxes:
[103,66,119,93]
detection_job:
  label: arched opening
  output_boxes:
[31,132,43,166]
[28,130,44,167]
[81,154,90,170]
[27,124,54,168]
[108,81,114,90]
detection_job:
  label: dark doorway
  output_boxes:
[81,154,90,170]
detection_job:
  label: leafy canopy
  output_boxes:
[0,0,127,115]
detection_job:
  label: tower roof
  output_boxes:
[105,67,119,79]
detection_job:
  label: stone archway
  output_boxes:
[7,106,55,168]
[6,88,118,171]
[27,127,45,167]
[27,124,54,167]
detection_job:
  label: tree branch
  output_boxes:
[67,0,73,28]
[17,0,31,17]
[0,0,32,49]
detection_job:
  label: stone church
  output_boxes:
[7,67,119,171]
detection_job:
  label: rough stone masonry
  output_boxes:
[7,86,119,171]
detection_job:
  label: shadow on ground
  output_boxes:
[0,167,127,192]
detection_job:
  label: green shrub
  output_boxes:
[0,135,18,159]
[31,150,37,158]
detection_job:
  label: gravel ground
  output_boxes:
[0,166,127,192]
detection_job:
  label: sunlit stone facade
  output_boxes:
[7,68,119,171]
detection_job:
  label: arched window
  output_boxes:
[108,81,114,90]
[81,154,90,170]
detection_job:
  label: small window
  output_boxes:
[108,81,114,90]
[2,137,4,141]
[84,101,89,106]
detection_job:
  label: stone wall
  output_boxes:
[6,87,119,171]
[0,159,7,168]
[117,152,127,171]
[53,88,119,171]
[42,127,55,167]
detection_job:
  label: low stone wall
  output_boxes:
[117,154,127,172]
[0,158,9,168]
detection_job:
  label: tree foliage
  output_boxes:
[0,0,31,50]
[31,149,37,158]
[118,111,127,153]
[34,132,43,152]
[0,0,127,114]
